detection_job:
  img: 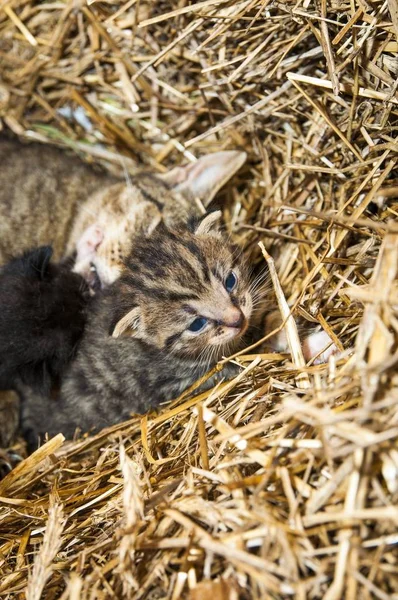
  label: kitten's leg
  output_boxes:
[0,449,15,480]
[18,386,71,451]
[301,330,339,365]
[73,224,104,288]
[0,390,20,448]
[263,309,289,353]
[0,390,22,479]
[0,448,23,480]
[263,310,338,364]
[75,224,104,263]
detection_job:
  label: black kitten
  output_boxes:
[0,246,89,394]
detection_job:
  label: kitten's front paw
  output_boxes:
[302,331,338,364]
[263,311,339,365]
[262,309,288,352]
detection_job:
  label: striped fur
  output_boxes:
[0,136,249,444]
[0,135,246,292]
[21,217,255,443]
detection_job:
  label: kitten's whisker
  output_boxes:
[250,273,272,287]
[250,285,272,299]
[251,281,272,293]
[251,288,273,303]
[250,286,273,302]
[249,271,271,287]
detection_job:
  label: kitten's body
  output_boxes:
[0,136,248,449]
[22,327,210,441]
[0,137,181,286]
[21,216,254,443]
[0,137,115,263]
[0,246,88,393]
[0,246,89,450]
[2,138,335,449]
[0,135,246,288]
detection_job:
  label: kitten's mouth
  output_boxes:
[211,316,248,347]
[228,319,248,340]
[88,262,102,293]
[236,316,248,336]
[227,310,248,337]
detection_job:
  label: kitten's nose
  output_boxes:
[224,308,245,329]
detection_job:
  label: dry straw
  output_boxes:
[0,0,398,598]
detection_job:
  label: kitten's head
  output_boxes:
[73,151,246,293]
[73,205,160,294]
[108,212,252,362]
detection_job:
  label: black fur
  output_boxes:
[0,246,89,394]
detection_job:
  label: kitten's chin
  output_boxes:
[73,259,121,294]
[215,332,247,360]
[209,319,248,348]
[73,259,100,293]
[172,334,244,363]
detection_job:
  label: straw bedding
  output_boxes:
[0,0,397,598]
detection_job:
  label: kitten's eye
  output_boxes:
[188,317,208,333]
[225,271,238,292]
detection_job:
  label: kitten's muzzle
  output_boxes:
[222,308,247,333]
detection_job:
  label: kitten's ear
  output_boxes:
[112,307,141,339]
[22,246,53,280]
[194,210,222,235]
[159,151,246,206]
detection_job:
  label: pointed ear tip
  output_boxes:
[112,306,141,338]
[237,151,247,168]
[195,209,222,235]
[224,150,247,164]
[112,327,122,338]
[217,150,247,172]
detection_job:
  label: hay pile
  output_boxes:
[1,0,398,598]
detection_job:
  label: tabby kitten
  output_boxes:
[0,135,246,290]
[21,212,254,443]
